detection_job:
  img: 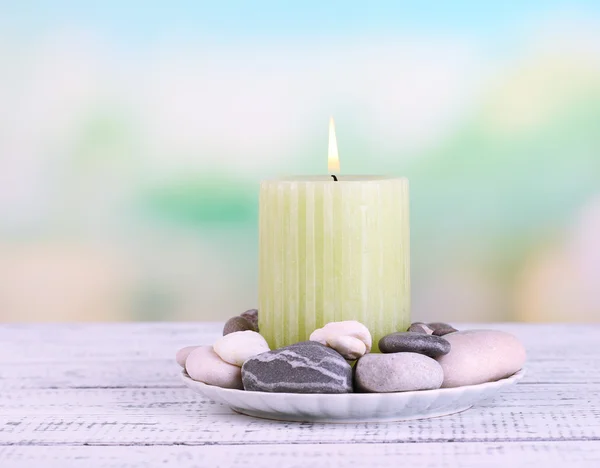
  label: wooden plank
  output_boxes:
[1,323,598,389]
[2,403,600,445]
[0,322,220,341]
[0,384,599,445]
[1,323,598,363]
[2,355,599,390]
[1,442,600,468]
[0,361,180,390]
[1,322,599,459]
[0,321,584,344]
[0,384,598,416]
[0,323,222,363]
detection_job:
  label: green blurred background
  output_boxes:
[1,1,599,323]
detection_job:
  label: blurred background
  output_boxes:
[1,1,599,323]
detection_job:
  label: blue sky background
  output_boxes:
[5,1,600,40]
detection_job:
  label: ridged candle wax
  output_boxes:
[258,176,410,352]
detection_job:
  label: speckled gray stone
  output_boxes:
[428,322,459,336]
[355,352,444,393]
[223,316,257,336]
[240,309,259,330]
[436,330,526,388]
[241,341,353,393]
[379,332,450,357]
[379,332,451,357]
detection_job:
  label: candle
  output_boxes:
[258,119,410,352]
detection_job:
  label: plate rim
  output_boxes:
[181,367,526,397]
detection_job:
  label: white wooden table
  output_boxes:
[1,323,599,467]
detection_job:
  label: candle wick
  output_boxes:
[331,175,338,182]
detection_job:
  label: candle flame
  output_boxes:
[328,116,340,174]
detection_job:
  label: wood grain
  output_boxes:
[2,442,600,468]
[1,323,599,467]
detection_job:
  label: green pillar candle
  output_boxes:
[258,175,410,352]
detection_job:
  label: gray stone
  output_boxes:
[241,309,259,330]
[407,322,434,334]
[428,322,458,336]
[355,352,443,393]
[436,329,526,388]
[241,341,353,393]
[223,316,257,336]
[378,332,451,357]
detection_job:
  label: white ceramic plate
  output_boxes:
[181,368,525,423]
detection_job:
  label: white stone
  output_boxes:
[175,345,199,368]
[213,330,270,367]
[436,329,527,388]
[185,346,243,389]
[327,335,367,360]
[309,321,372,353]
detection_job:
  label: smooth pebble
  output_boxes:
[175,345,199,368]
[378,332,451,357]
[242,341,353,393]
[355,352,443,393]
[327,335,367,360]
[185,346,243,389]
[428,322,458,336]
[223,316,257,336]
[241,309,259,330]
[310,320,372,353]
[408,322,434,334]
[213,330,270,367]
[436,329,526,388]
